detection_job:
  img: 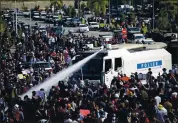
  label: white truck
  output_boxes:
[73,45,172,87]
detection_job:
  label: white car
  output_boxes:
[142,38,155,44]
[23,10,30,17]
[89,22,99,30]
[128,33,145,43]
[52,15,59,23]
[79,24,89,33]
[39,26,46,32]
[40,11,46,20]
[33,12,40,20]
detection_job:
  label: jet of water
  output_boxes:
[20,50,102,99]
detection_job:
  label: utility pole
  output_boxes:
[78,0,80,17]
[177,2,178,66]
[152,0,155,30]
[30,10,31,34]
[15,0,17,35]
[0,0,1,14]
[13,12,14,30]
[109,0,111,25]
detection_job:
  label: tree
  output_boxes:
[67,5,76,17]
[87,0,108,16]
[81,2,86,11]
[153,0,178,31]
[128,12,136,23]
[50,0,63,9]
[156,8,171,30]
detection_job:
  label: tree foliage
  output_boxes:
[66,5,76,17]
[80,2,86,11]
[156,8,171,30]
[50,0,63,9]
[87,0,108,16]
[155,0,178,31]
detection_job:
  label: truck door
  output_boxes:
[104,59,113,88]
[114,57,123,74]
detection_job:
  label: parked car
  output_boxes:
[23,10,30,17]
[63,17,72,26]
[44,15,51,23]
[32,11,40,20]
[89,22,99,31]
[39,26,46,32]
[79,24,89,32]
[70,18,81,27]
[127,33,145,43]
[127,27,140,33]
[40,11,46,21]
[99,34,113,44]
[68,24,89,33]
[51,15,60,23]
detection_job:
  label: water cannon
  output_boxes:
[100,46,104,50]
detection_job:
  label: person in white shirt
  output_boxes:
[155,95,161,107]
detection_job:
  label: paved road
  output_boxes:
[17,16,112,37]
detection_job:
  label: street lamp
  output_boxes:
[30,10,31,34]
[15,0,17,35]
[109,0,111,25]
[152,0,155,30]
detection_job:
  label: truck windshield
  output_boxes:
[82,59,103,74]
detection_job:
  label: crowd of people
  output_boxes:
[0,9,178,123]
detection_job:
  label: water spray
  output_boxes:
[20,50,102,99]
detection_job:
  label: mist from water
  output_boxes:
[20,50,102,99]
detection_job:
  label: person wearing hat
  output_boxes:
[155,104,167,123]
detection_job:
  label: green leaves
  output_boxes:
[50,0,63,9]
[156,8,171,30]
[87,0,108,16]
[66,5,76,17]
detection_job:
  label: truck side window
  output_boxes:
[105,59,112,72]
[115,58,122,70]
